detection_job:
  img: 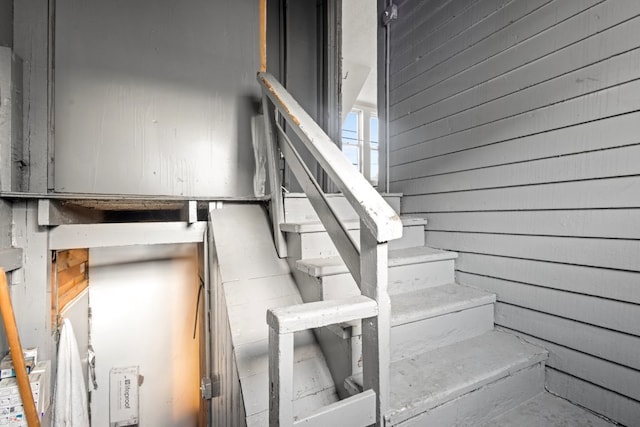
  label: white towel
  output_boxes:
[53,319,90,426]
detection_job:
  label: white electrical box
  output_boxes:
[109,366,139,427]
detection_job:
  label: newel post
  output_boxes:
[359,221,390,425]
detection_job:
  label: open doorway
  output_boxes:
[341,0,379,186]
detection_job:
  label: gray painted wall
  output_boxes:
[54,0,264,197]
[387,1,640,425]
[0,0,11,48]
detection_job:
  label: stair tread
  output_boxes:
[297,246,458,277]
[284,192,403,198]
[390,283,496,327]
[281,216,426,233]
[348,330,548,425]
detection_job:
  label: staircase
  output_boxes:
[254,71,612,426]
[280,193,612,426]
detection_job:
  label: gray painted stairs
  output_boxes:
[210,199,615,426]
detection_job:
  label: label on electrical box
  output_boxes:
[109,366,139,427]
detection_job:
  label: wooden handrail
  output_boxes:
[0,269,41,427]
[257,72,402,243]
[259,71,395,426]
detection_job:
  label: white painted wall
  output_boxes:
[88,244,200,426]
[387,1,640,424]
[54,0,262,197]
[342,0,377,118]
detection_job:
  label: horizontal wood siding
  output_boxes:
[388,0,640,423]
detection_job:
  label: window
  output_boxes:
[341,107,379,185]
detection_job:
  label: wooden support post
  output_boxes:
[269,328,294,427]
[262,95,288,258]
[259,0,267,72]
[359,226,390,425]
[0,269,41,427]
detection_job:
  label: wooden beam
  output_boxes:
[269,328,293,427]
[259,0,267,72]
[48,222,206,250]
[38,199,104,226]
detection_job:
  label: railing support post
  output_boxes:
[269,327,294,427]
[360,224,390,425]
[262,95,288,258]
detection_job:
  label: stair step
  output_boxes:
[297,246,457,278]
[346,330,548,426]
[283,192,402,223]
[390,283,495,327]
[281,216,427,233]
[283,217,427,259]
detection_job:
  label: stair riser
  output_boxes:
[306,259,457,301]
[284,195,401,223]
[390,304,495,362]
[286,225,425,260]
[393,363,546,427]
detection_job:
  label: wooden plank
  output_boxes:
[58,279,88,311]
[391,15,640,133]
[257,72,402,243]
[426,209,640,239]
[395,143,640,194]
[0,248,22,272]
[391,111,640,181]
[390,0,609,106]
[546,369,640,427]
[456,253,640,304]
[293,390,375,427]
[57,260,87,285]
[269,329,294,427]
[500,327,640,401]
[391,0,459,48]
[427,231,640,272]
[392,0,554,105]
[37,199,104,225]
[392,76,640,164]
[48,221,206,249]
[392,47,640,151]
[402,175,640,213]
[391,0,524,76]
[495,303,640,370]
[267,296,377,334]
[458,272,640,335]
[56,248,88,271]
[58,272,88,297]
[278,126,362,284]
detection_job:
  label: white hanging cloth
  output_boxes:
[53,318,90,426]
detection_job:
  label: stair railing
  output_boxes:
[258,72,403,426]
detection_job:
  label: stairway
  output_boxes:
[281,193,613,426]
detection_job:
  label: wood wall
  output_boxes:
[387,1,640,424]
